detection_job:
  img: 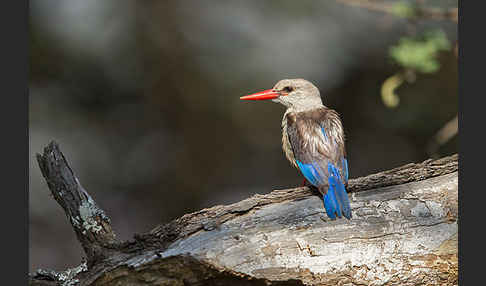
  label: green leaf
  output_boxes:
[389,30,451,74]
[391,2,416,18]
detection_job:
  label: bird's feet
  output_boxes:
[302,178,311,187]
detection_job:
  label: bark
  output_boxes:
[29,142,458,286]
[35,143,119,267]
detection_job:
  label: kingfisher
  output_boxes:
[240,79,351,220]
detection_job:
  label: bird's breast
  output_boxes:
[281,111,298,168]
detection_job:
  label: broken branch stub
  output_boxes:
[36,141,118,266]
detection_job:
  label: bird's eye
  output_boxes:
[282,86,294,93]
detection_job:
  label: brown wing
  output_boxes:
[286,107,347,187]
[286,107,351,219]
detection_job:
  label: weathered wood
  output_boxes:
[347,154,457,192]
[30,141,458,286]
[147,172,458,286]
[35,142,119,266]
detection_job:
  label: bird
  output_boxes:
[240,79,351,220]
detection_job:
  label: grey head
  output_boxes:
[240,78,324,111]
[272,79,323,111]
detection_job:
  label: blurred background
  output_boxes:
[29,0,457,272]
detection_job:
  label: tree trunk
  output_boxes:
[29,142,458,286]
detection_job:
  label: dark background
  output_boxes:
[29,0,457,272]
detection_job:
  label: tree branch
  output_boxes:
[335,0,458,23]
[35,142,119,266]
[30,141,457,286]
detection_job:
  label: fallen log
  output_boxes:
[29,141,458,286]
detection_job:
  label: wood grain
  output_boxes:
[30,142,458,286]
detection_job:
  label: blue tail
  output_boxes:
[323,163,352,219]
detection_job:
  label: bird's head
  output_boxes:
[240,78,323,111]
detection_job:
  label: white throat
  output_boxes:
[288,97,324,112]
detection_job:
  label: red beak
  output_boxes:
[240,89,279,100]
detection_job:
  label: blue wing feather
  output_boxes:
[323,187,337,219]
[328,163,351,219]
[342,157,349,182]
[296,159,351,219]
[296,160,323,186]
[320,127,328,141]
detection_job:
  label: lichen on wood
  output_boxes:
[30,141,458,286]
[35,142,119,267]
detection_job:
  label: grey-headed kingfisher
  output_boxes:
[240,79,351,220]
